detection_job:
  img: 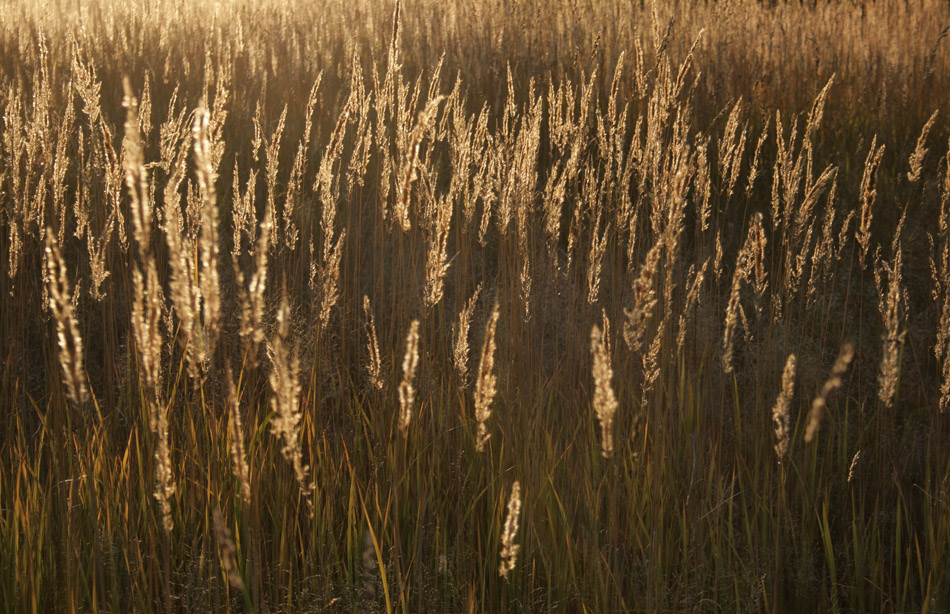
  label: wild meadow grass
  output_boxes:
[1,0,949,611]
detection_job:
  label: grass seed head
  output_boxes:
[772,354,796,461]
[591,324,618,458]
[474,301,500,452]
[499,481,522,579]
[398,319,421,436]
[805,342,855,443]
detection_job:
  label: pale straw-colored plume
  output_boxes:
[313,97,352,330]
[453,283,482,388]
[641,316,667,405]
[769,110,792,232]
[474,301,500,452]
[317,229,346,332]
[517,180,534,322]
[50,82,76,248]
[587,211,610,305]
[394,96,444,232]
[676,259,708,353]
[44,231,88,407]
[71,49,102,128]
[718,97,747,202]
[201,57,230,181]
[781,223,814,318]
[694,138,712,232]
[162,107,209,379]
[492,67,520,237]
[157,84,190,179]
[476,153,498,247]
[423,185,453,310]
[103,101,129,256]
[565,201,582,273]
[268,289,313,515]
[804,342,855,443]
[623,237,664,353]
[771,354,796,461]
[803,74,834,145]
[514,110,539,318]
[713,231,724,282]
[746,116,770,197]
[163,213,201,372]
[519,248,532,322]
[372,0,400,226]
[233,207,272,367]
[363,296,385,391]
[346,64,373,192]
[498,481,522,579]
[876,246,906,408]
[856,135,885,269]
[907,109,938,183]
[152,411,176,533]
[192,106,222,364]
[806,178,840,305]
[658,158,691,302]
[283,78,321,251]
[795,166,837,249]
[590,324,618,458]
[262,105,287,247]
[230,161,257,260]
[541,82,584,267]
[450,102,489,233]
[123,78,173,531]
[398,319,420,436]
[722,222,756,373]
[122,76,151,260]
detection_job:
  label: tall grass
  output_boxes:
[1,0,949,611]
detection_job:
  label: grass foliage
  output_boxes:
[1,0,950,611]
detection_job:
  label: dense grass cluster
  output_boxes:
[2,0,949,611]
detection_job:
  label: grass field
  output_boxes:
[1,0,950,611]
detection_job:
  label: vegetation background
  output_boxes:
[1,0,949,611]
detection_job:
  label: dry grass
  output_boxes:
[1,0,950,611]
